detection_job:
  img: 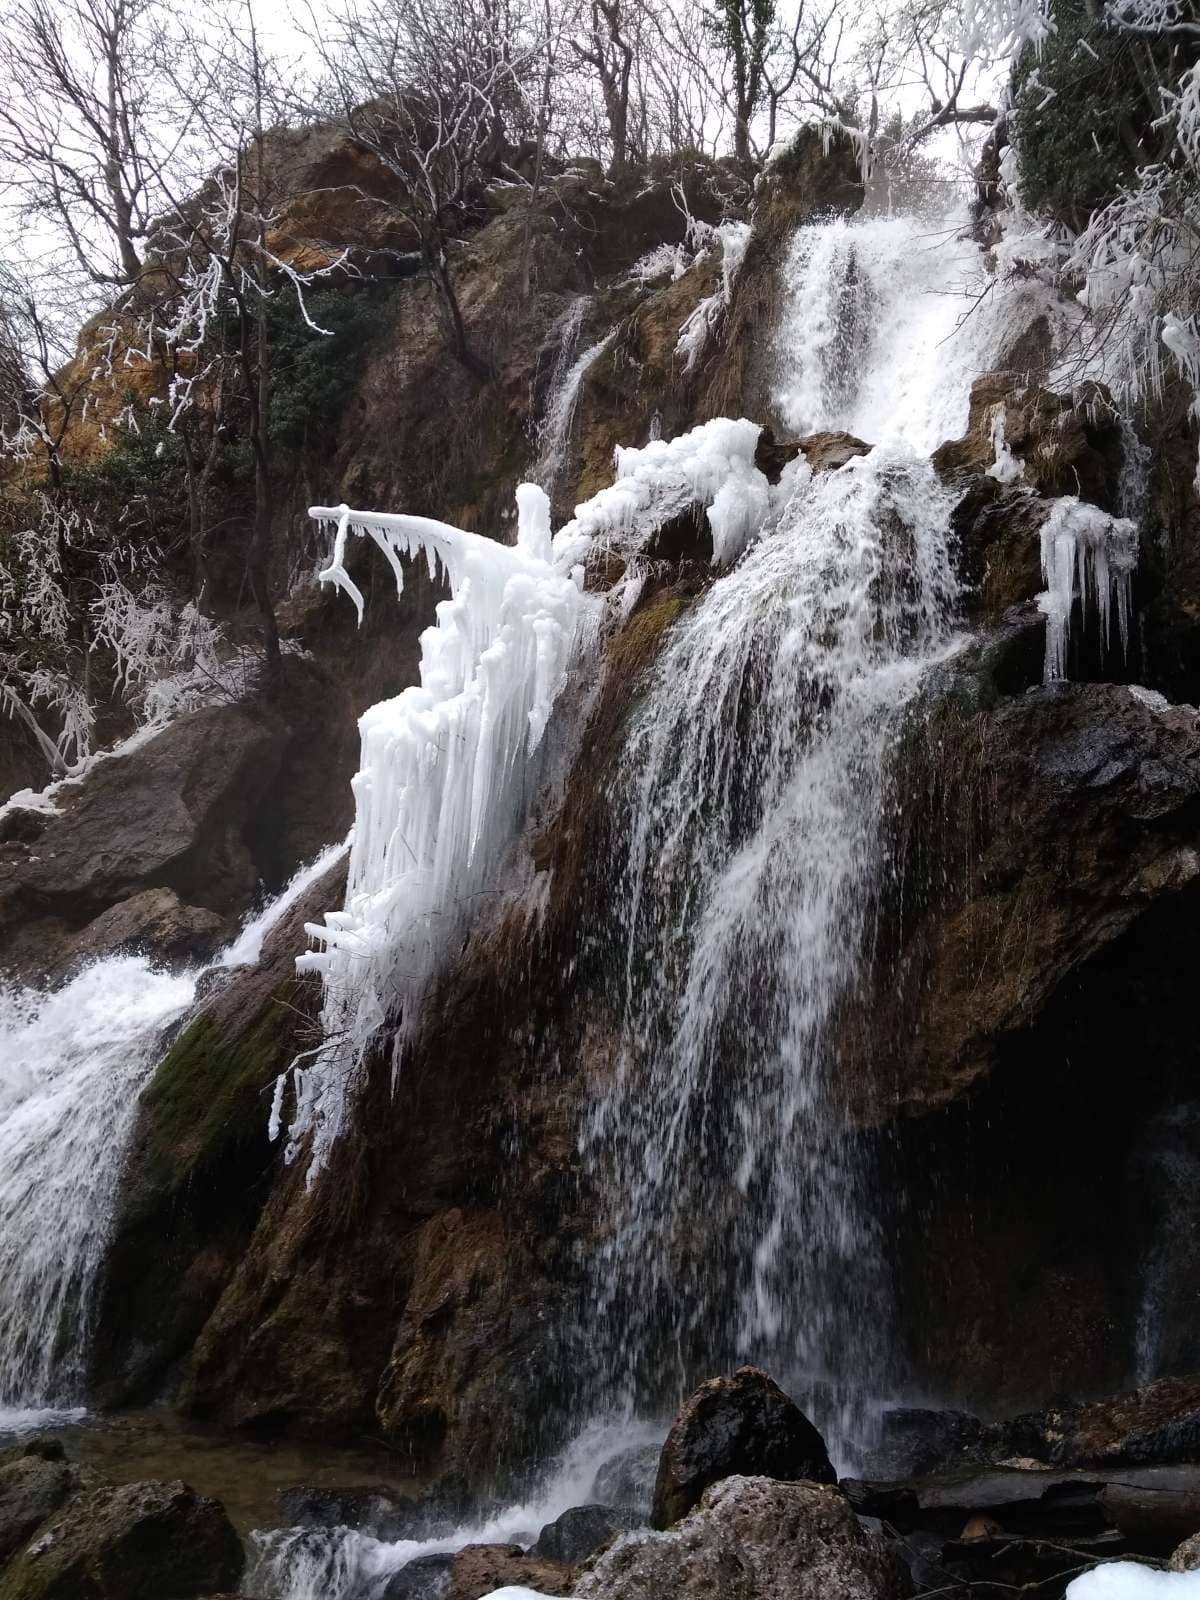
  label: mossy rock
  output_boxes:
[138,989,301,1193]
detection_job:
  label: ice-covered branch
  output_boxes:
[281,420,774,1174]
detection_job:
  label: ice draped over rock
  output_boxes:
[287,420,773,1173]
[1038,498,1138,682]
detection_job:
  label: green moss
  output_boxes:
[1012,0,1183,229]
[139,992,300,1188]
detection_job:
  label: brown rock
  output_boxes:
[651,1367,835,1531]
[0,704,286,981]
[72,889,228,968]
[0,1477,243,1599]
[1171,1531,1200,1570]
[932,372,1124,509]
[445,1542,572,1600]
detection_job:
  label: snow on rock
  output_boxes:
[285,423,774,1176]
[1038,497,1138,682]
[557,416,769,568]
[477,1590,570,1600]
[1066,1565,1200,1598]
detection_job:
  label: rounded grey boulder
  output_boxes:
[651,1367,835,1530]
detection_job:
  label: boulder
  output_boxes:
[868,1407,988,1479]
[445,1543,573,1600]
[71,889,228,968]
[575,1475,907,1600]
[381,1552,455,1599]
[0,703,286,981]
[651,1367,835,1530]
[0,1477,243,1599]
[591,1444,660,1516]
[1013,1376,1200,1470]
[1171,1532,1200,1571]
[755,428,871,483]
[273,1483,422,1541]
[0,1448,71,1564]
[932,372,1124,510]
[533,1504,639,1564]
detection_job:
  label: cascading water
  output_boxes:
[0,958,196,1424]
[534,299,614,505]
[579,448,960,1446]
[568,210,1013,1452]
[0,843,345,1427]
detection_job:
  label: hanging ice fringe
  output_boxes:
[281,419,772,1176]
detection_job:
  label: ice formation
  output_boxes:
[675,221,751,374]
[987,404,1026,483]
[557,416,769,567]
[282,421,776,1176]
[1038,497,1138,682]
[287,485,595,1169]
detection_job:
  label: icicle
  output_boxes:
[675,222,751,374]
[289,423,776,1177]
[986,404,1026,482]
[1038,498,1139,681]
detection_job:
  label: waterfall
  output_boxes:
[534,298,614,504]
[0,845,345,1424]
[580,448,959,1444]
[0,959,196,1421]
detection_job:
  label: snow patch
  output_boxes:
[1066,1565,1200,1598]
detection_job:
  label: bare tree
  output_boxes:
[310,0,541,376]
[570,0,640,173]
[0,0,200,290]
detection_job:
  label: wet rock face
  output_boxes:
[534,1503,640,1564]
[875,681,1200,1119]
[0,704,286,982]
[0,1477,243,1600]
[651,1367,836,1531]
[444,1541,573,1600]
[873,676,1200,1409]
[577,1476,907,1600]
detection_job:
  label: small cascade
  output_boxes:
[252,1420,659,1600]
[534,299,613,503]
[0,847,345,1423]
[0,959,196,1418]
[774,210,1063,453]
[580,447,959,1446]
